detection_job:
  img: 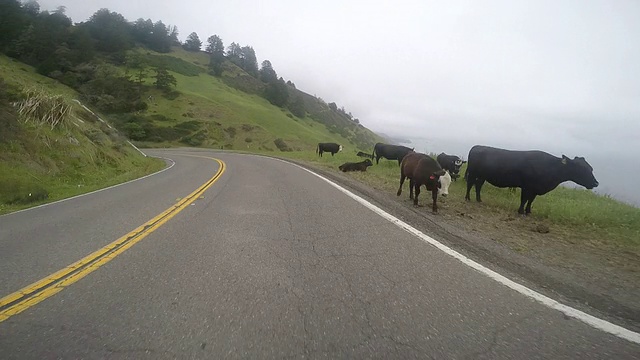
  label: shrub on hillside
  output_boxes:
[80,74,147,113]
[175,120,201,131]
[274,138,292,152]
[225,126,237,138]
[162,90,180,100]
[181,130,207,147]
[241,124,255,131]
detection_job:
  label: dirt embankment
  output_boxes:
[283,157,640,333]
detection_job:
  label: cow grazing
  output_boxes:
[356,151,374,159]
[339,159,373,172]
[316,143,343,157]
[397,152,447,213]
[464,145,599,215]
[437,153,466,181]
[372,143,414,165]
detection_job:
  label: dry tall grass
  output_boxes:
[14,89,71,129]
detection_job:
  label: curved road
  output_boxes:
[0,149,638,359]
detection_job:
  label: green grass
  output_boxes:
[140,54,205,76]
[122,46,383,152]
[141,67,372,152]
[0,55,76,99]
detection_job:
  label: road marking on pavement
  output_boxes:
[0,157,225,323]
[264,155,640,345]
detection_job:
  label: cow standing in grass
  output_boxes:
[464,145,599,215]
[372,143,414,165]
[397,152,447,213]
[316,143,342,157]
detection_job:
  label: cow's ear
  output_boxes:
[561,155,569,165]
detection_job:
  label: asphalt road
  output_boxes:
[0,149,638,359]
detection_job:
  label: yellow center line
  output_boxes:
[0,156,226,323]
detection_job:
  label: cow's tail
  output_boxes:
[371,145,376,161]
[316,144,319,155]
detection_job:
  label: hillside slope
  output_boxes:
[108,47,383,153]
[0,55,164,214]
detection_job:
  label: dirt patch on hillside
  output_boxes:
[283,157,640,332]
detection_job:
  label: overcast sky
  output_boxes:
[35,0,640,205]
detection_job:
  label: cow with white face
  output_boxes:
[438,170,452,197]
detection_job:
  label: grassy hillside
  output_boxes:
[0,55,164,215]
[112,47,383,153]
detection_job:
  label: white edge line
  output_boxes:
[258,154,640,345]
[1,156,175,218]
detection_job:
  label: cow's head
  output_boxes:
[451,157,466,175]
[338,145,343,152]
[562,155,599,189]
[438,170,452,197]
[363,159,373,167]
[426,169,446,191]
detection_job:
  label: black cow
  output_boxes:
[356,151,374,159]
[437,153,466,181]
[397,152,446,213]
[371,143,414,165]
[464,145,599,215]
[316,142,343,157]
[339,159,373,172]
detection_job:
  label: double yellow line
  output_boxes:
[0,156,225,323]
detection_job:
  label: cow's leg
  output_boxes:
[409,178,414,199]
[525,194,537,215]
[431,188,438,213]
[396,173,406,196]
[375,155,380,165]
[413,184,420,206]
[465,171,475,201]
[474,179,485,202]
[518,188,528,215]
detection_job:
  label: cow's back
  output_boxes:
[400,152,420,177]
[402,153,439,179]
[468,145,558,188]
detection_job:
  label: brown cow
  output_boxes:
[397,152,446,213]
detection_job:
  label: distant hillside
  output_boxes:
[115,46,384,153]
